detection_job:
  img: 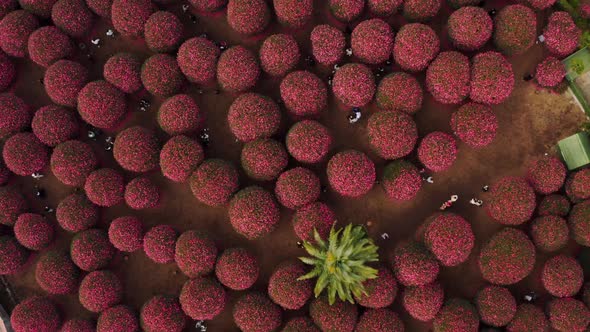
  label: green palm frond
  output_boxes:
[297,223,380,305]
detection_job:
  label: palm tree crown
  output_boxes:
[298,223,379,305]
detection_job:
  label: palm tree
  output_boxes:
[298,223,379,305]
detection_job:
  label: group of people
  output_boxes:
[438,187,488,211]
[420,171,489,211]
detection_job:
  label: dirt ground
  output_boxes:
[2,1,589,331]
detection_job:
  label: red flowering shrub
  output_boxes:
[85,0,110,17]
[548,298,590,332]
[175,230,217,278]
[423,212,474,266]
[280,71,327,118]
[215,247,259,290]
[286,120,332,164]
[84,168,125,207]
[0,187,26,226]
[217,45,260,92]
[3,132,49,176]
[70,229,115,271]
[417,132,457,172]
[56,193,99,233]
[327,150,376,198]
[332,63,375,107]
[391,241,439,286]
[273,0,312,28]
[530,215,569,252]
[10,296,61,332]
[268,261,313,310]
[309,296,358,332]
[177,37,220,84]
[103,53,142,94]
[493,5,536,55]
[569,200,590,246]
[144,225,177,264]
[292,202,336,242]
[22,0,58,18]
[144,11,183,53]
[478,228,535,285]
[0,10,38,57]
[310,24,345,66]
[433,298,479,332]
[283,317,320,332]
[536,56,566,88]
[523,0,556,10]
[544,11,580,58]
[108,216,143,253]
[77,80,127,129]
[96,305,139,332]
[394,23,439,72]
[526,156,566,194]
[0,235,28,274]
[78,270,123,313]
[44,60,88,107]
[542,255,583,297]
[329,0,364,21]
[0,51,15,92]
[275,167,320,209]
[111,0,153,37]
[233,292,283,332]
[376,72,423,114]
[60,319,95,332]
[160,135,204,183]
[368,0,402,16]
[228,93,280,142]
[14,213,54,250]
[507,304,549,332]
[27,26,73,68]
[51,140,97,187]
[537,194,571,217]
[485,176,536,225]
[354,265,398,308]
[566,168,590,202]
[426,51,470,104]
[158,94,203,136]
[180,277,226,320]
[259,34,300,77]
[52,0,94,37]
[403,0,441,21]
[241,138,288,181]
[470,51,514,105]
[475,286,516,327]
[125,177,160,210]
[227,0,270,35]
[450,102,498,148]
[367,111,418,160]
[382,160,422,201]
[189,0,226,12]
[0,93,30,138]
[141,54,184,97]
[114,126,159,173]
[447,6,492,51]
[351,19,395,64]
[140,295,186,332]
[355,308,404,331]
[402,282,444,321]
[35,250,79,295]
[228,186,280,239]
[189,159,239,207]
